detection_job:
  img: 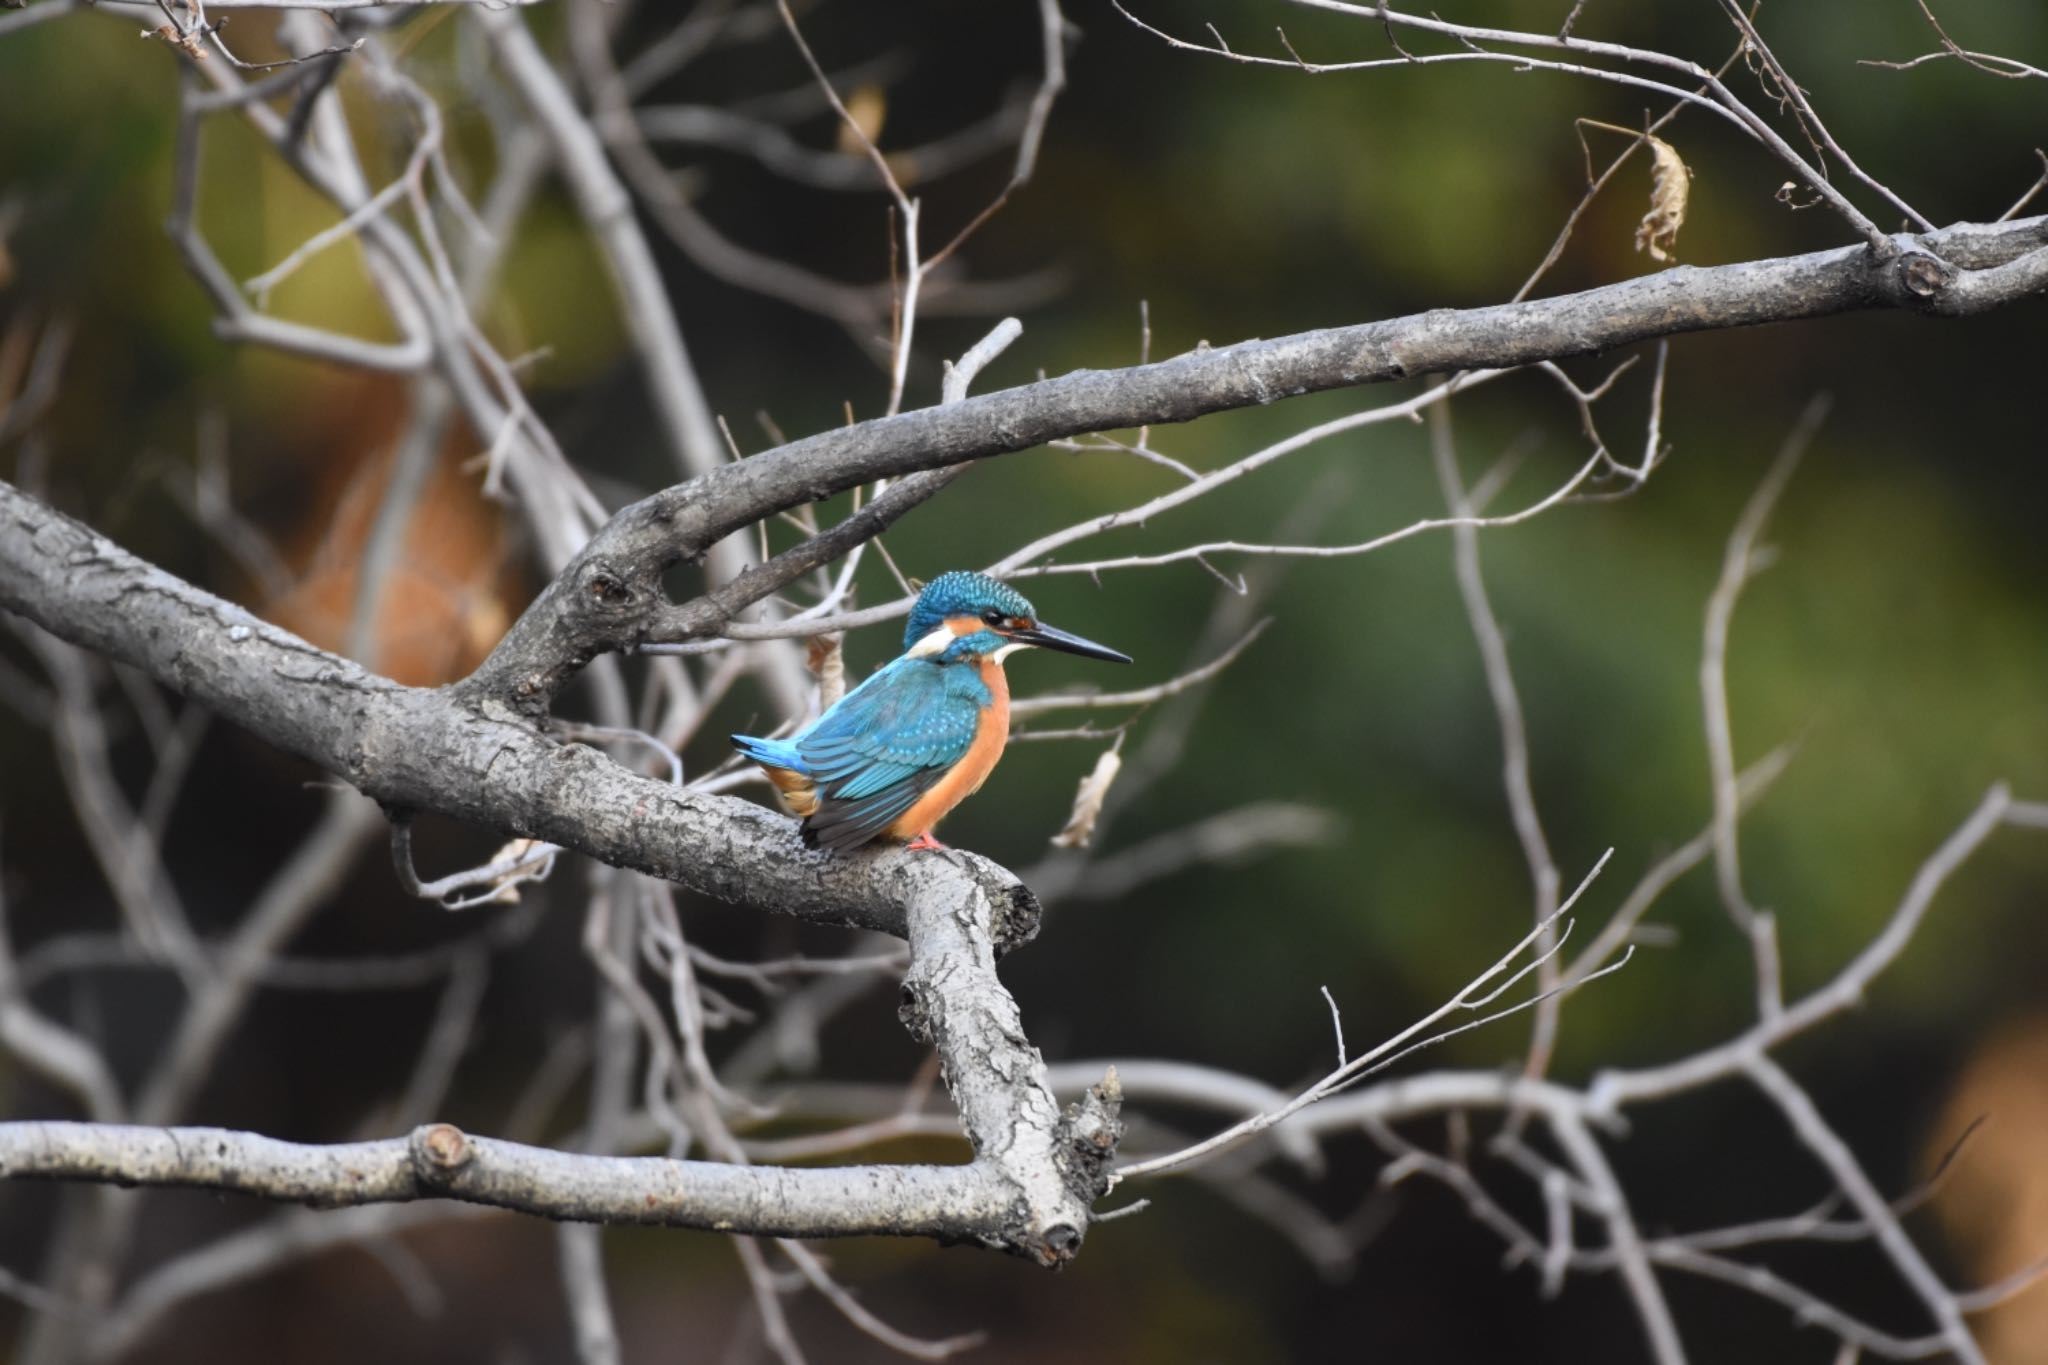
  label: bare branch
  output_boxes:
[1746,1054,1985,1364]
[1860,0,2048,82]
[0,849,123,1123]
[1123,1,1898,248]
[0,1121,1008,1238]
[1115,853,1618,1181]
[1588,784,2015,1113]
[1012,621,1269,717]
[1701,396,1830,1020]
[444,214,2046,698]
[1432,405,1564,1075]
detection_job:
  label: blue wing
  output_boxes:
[762,658,988,850]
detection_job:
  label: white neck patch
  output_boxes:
[906,626,958,660]
[906,628,1032,663]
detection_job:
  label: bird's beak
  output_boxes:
[1006,621,1132,664]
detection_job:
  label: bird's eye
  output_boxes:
[982,609,1005,626]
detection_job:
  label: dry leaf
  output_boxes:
[143,23,208,59]
[475,837,553,905]
[1634,135,1691,264]
[1051,746,1123,849]
[807,633,846,709]
[837,85,887,158]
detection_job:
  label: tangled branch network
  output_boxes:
[1,0,2047,1361]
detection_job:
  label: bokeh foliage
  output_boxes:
[3,1,2046,1359]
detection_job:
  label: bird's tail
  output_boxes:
[730,733,806,773]
[731,733,820,819]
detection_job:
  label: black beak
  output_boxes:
[1008,621,1132,664]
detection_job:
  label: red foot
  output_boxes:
[904,832,949,851]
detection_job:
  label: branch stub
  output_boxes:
[414,1123,473,1175]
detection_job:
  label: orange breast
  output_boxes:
[885,658,1011,842]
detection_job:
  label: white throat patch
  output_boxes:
[990,642,1031,663]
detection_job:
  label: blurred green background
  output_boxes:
[3,0,2046,1360]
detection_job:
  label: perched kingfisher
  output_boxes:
[731,571,1131,851]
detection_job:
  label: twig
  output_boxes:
[1700,396,1830,1021]
[1431,405,1564,1077]
[1746,1053,1985,1363]
[1115,852,1619,1180]
[1859,0,2048,81]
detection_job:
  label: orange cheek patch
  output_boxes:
[945,616,983,636]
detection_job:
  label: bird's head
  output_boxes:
[902,570,1131,666]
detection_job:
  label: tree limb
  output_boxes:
[2,214,2043,1283]
[460,215,2048,715]
[0,1121,1009,1240]
[0,478,1122,1262]
[0,478,996,938]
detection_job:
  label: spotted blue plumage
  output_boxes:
[902,571,1032,651]
[730,655,993,850]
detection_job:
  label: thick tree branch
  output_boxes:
[0,1121,1007,1239]
[0,479,1126,1261]
[0,479,1002,938]
[642,468,966,649]
[2,214,2042,1306]
[461,216,2047,717]
[0,1076,1115,1257]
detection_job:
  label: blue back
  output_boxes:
[733,654,992,849]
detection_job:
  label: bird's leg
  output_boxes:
[907,831,969,869]
[911,834,972,872]
[904,831,973,872]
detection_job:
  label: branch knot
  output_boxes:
[575,559,641,615]
[897,981,934,1045]
[412,1122,474,1178]
[1896,250,1957,303]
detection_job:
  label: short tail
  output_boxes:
[730,733,805,773]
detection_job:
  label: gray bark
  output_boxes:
[0,481,1119,1262]
[0,480,1023,938]
[1,213,2043,1265]
[0,1121,1010,1239]
[458,215,2048,715]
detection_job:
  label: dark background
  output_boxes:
[3,1,2046,1360]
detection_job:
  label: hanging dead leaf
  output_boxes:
[1634,135,1691,264]
[837,85,887,157]
[807,633,846,709]
[143,23,208,60]
[1051,745,1123,849]
[473,837,554,905]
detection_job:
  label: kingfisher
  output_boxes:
[731,570,1131,851]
